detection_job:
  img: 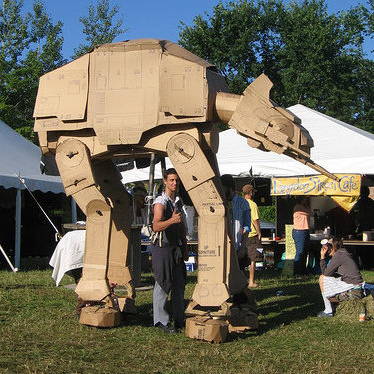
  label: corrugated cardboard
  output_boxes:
[34,54,89,120]
[74,199,111,301]
[79,306,122,328]
[185,316,229,343]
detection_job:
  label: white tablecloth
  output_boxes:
[49,230,85,286]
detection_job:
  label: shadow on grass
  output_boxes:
[122,273,197,328]
[136,270,320,334]
[122,302,154,327]
[252,282,321,333]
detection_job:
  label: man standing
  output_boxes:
[151,168,187,333]
[220,174,251,251]
[242,184,262,288]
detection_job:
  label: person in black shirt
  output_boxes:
[150,168,187,333]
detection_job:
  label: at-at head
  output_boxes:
[215,74,337,180]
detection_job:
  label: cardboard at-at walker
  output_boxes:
[33,39,335,338]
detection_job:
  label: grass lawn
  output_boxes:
[0,269,373,374]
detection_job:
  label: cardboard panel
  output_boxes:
[90,48,161,145]
[166,133,215,191]
[92,159,133,286]
[34,117,91,132]
[75,199,111,301]
[55,134,109,158]
[34,54,89,120]
[160,54,207,118]
[139,124,198,152]
[206,69,229,121]
[55,139,95,196]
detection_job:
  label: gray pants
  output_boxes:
[153,264,185,327]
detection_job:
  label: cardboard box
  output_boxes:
[79,306,122,328]
[185,316,229,343]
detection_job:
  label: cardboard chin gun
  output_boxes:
[33,39,335,335]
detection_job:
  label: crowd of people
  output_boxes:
[131,169,373,332]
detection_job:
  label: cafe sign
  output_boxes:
[271,174,361,197]
[271,174,361,211]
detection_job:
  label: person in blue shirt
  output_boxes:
[220,174,251,251]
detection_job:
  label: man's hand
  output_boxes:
[170,209,182,224]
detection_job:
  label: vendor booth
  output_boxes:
[272,174,374,270]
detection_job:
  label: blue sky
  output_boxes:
[24,0,373,60]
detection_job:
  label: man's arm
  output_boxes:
[242,199,251,233]
[152,203,182,232]
[253,219,261,240]
[252,202,261,239]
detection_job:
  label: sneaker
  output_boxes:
[317,311,333,318]
[155,322,176,334]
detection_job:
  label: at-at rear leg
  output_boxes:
[55,139,134,305]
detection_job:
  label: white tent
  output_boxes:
[0,120,64,269]
[0,120,63,193]
[120,104,374,183]
[217,104,374,177]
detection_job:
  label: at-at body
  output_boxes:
[34,39,334,327]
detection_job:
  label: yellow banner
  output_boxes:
[330,195,360,212]
[271,174,361,197]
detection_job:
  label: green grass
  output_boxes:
[0,269,373,374]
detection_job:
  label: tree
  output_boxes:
[0,0,64,142]
[73,0,125,59]
[0,0,28,124]
[179,0,285,94]
[0,0,27,65]
[179,0,373,132]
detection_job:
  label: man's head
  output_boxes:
[163,168,179,195]
[242,184,256,199]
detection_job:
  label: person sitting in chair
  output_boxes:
[317,237,363,318]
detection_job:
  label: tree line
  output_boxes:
[179,0,373,133]
[0,0,373,143]
[0,0,124,141]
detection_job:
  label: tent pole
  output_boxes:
[146,153,156,226]
[14,188,22,269]
[71,197,77,223]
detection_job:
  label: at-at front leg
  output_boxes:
[55,139,134,305]
[166,133,248,308]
